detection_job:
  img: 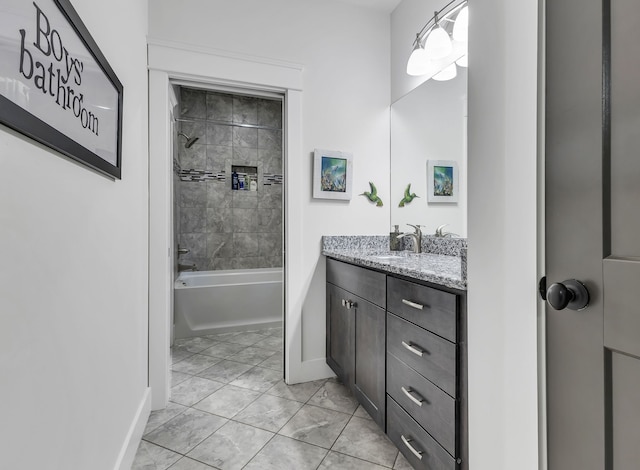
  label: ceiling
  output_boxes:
[336,0,402,13]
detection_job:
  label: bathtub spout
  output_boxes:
[178,263,198,272]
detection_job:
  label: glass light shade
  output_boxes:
[456,54,468,67]
[406,43,430,76]
[453,6,468,42]
[424,26,452,60]
[433,63,457,81]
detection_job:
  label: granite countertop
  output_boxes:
[322,247,467,291]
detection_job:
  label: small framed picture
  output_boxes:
[313,149,353,200]
[427,160,459,203]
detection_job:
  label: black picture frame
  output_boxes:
[0,0,123,179]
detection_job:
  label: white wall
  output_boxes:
[467,1,540,469]
[0,0,150,468]
[149,0,391,374]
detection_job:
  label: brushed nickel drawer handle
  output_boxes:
[402,299,424,310]
[401,386,424,407]
[401,435,424,460]
[402,341,425,357]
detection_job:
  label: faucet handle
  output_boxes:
[407,224,423,235]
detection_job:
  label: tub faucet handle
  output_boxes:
[178,246,190,255]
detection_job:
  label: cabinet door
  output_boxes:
[326,283,351,383]
[352,297,386,428]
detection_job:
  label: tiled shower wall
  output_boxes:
[175,88,283,271]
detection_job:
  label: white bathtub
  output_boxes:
[174,268,283,339]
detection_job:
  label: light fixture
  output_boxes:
[406,35,430,76]
[433,63,457,81]
[406,0,468,80]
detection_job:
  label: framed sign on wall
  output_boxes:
[0,0,123,179]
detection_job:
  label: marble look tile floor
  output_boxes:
[133,327,414,470]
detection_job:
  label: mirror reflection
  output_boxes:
[390,68,467,237]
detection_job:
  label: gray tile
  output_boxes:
[168,457,215,470]
[199,341,246,359]
[354,404,373,420]
[187,420,273,470]
[258,129,282,151]
[144,408,227,455]
[180,207,207,233]
[258,148,282,173]
[180,182,207,208]
[206,233,234,258]
[206,331,240,341]
[258,209,282,233]
[206,183,232,209]
[144,402,188,436]
[133,440,181,470]
[206,92,233,122]
[172,354,222,375]
[171,371,192,388]
[232,233,259,258]
[196,359,254,383]
[193,384,261,418]
[244,435,327,470]
[211,257,235,270]
[331,416,399,467]
[233,127,258,148]
[170,376,225,407]
[230,365,282,392]
[171,349,194,364]
[232,146,258,163]
[177,234,207,262]
[259,256,283,269]
[257,99,282,129]
[234,394,303,432]
[227,345,277,366]
[206,207,232,233]
[279,404,351,449]
[308,380,359,414]
[206,145,232,171]
[253,334,283,352]
[257,185,283,210]
[394,451,414,470]
[179,143,207,170]
[266,327,283,337]
[179,121,206,149]
[232,257,263,270]
[233,96,259,125]
[180,88,207,119]
[265,379,326,403]
[319,451,390,470]
[206,123,232,146]
[258,353,283,371]
[173,336,218,354]
[224,331,268,346]
[232,207,259,233]
[231,191,259,209]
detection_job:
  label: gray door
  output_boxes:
[546,0,640,468]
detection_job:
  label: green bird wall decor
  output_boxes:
[360,181,384,207]
[398,183,419,207]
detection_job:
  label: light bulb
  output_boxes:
[433,63,457,81]
[453,6,468,43]
[424,26,452,60]
[406,42,430,76]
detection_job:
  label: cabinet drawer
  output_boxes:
[387,276,457,342]
[327,258,385,308]
[387,396,457,470]
[387,352,456,454]
[387,313,457,397]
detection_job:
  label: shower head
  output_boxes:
[178,132,200,148]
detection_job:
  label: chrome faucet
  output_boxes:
[435,224,459,238]
[398,224,423,253]
[178,263,198,272]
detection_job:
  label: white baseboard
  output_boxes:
[114,387,151,470]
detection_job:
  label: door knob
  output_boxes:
[546,279,589,311]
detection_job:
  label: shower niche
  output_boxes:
[231,165,258,191]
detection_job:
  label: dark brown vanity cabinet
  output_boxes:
[326,258,386,428]
[326,257,467,470]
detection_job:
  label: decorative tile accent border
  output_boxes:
[179,169,226,182]
[263,173,283,185]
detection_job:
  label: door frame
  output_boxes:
[147,39,304,409]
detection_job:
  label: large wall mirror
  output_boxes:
[390,68,468,237]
